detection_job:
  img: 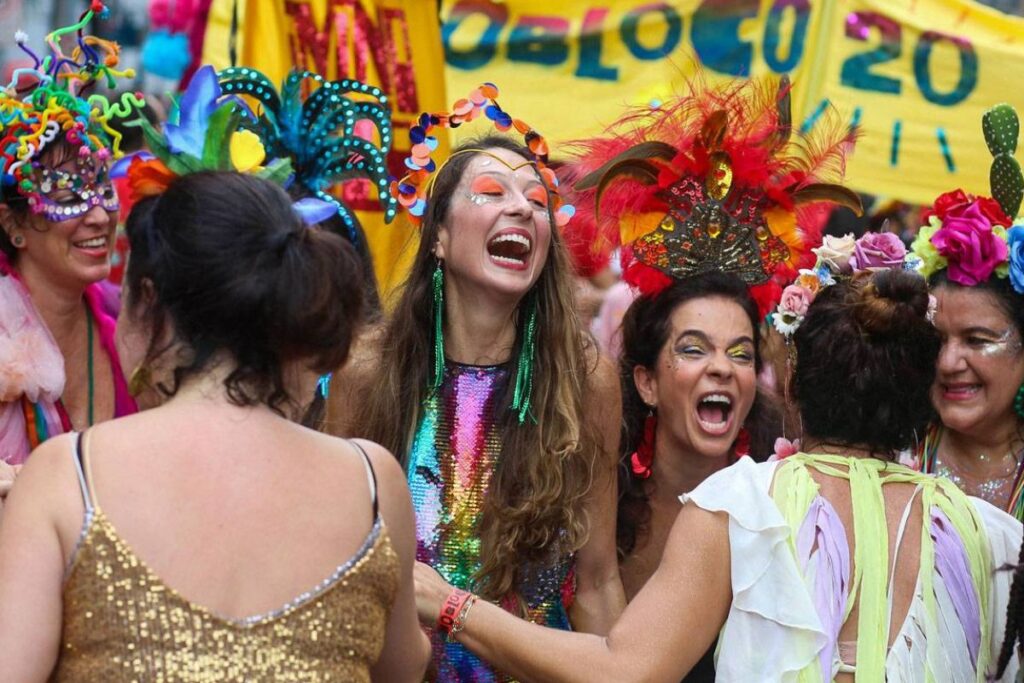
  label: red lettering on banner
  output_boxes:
[284,0,420,114]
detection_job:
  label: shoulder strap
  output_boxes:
[70,431,94,514]
[348,439,379,518]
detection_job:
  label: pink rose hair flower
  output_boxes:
[850,232,906,270]
[930,201,1009,285]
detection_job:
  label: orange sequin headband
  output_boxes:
[389,83,574,228]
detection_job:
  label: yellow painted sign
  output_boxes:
[441,0,1024,206]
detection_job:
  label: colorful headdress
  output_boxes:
[0,1,144,211]
[910,104,1024,295]
[118,65,292,205]
[389,82,575,228]
[216,67,397,242]
[568,76,861,316]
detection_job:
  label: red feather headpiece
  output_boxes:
[565,76,861,315]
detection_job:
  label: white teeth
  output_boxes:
[491,255,524,265]
[75,237,106,249]
[490,233,531,250]
[701,394,732,406]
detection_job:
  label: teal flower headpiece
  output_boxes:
[216,67,397,243]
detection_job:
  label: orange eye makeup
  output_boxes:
[470,177,505,195]
[526,186,549,208]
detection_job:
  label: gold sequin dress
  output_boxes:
[52,435,399,682]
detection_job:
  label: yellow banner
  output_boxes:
[441,0,1024,206]
[201,0,450,302]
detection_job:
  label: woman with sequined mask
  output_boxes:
[332,131,624,679]
[0,172,430,680]
[0,5,140,507]
[908,189,1024,521]
[414,267,1022,682]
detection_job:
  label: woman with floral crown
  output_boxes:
[329,84,625,681]
[0,2,143,509]
[909,104,1024,523]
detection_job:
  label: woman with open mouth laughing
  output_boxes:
[615,273,778,681]
[329,87,624,683]
[0,6,139,501]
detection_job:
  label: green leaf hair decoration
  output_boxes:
[983,103,1024,219]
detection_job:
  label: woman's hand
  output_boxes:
[414,561,454,626]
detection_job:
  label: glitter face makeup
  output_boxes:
[463,163,550,217]
[931,286,1024,438]
[638,297,757,460]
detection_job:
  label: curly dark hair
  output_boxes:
[617,272,780,557]
[123,171,365,416]
[793,269,940,455]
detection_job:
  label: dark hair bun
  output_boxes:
[851,269,931,337]
[793,268,940,455]
[124,171,365,414]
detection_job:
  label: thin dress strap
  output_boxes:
[348,439,379,518]
[70,431,94,514]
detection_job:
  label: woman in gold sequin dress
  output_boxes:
[0,172,430,681]
[329,92,625,679]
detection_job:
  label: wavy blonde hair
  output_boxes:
[352,135,600,604]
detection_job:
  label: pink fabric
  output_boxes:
[796,496,851,679]
[931,508,982,665]
[83,284,136,419]
[0,253,136,464]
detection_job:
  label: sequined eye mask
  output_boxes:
[28,163,118,223]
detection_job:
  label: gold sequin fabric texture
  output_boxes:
[52,512,398,682]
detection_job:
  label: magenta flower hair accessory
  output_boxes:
[850,231,906,271]
[911,189,1012,287]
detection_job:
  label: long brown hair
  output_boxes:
[352,135,601,603]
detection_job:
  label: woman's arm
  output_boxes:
[0,436,78,681]
[416,501,732,683]
[569,354,625,635]
[362,440,431,683]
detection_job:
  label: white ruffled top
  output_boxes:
[681,456,1022,682]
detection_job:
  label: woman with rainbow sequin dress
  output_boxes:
[415,262,1023,682]
[334,86,624,681]
[0,2,140,491]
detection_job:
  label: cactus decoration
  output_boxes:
[983,103,1024,218]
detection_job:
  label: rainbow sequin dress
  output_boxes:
[408,362,574,682]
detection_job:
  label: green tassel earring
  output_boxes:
[430,260,445,393]
[1015,383,1024,420]
[510,293,538,424]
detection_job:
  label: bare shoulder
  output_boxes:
[348,438,404,489]
[324,323,384,436]
[11,434,77,502]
